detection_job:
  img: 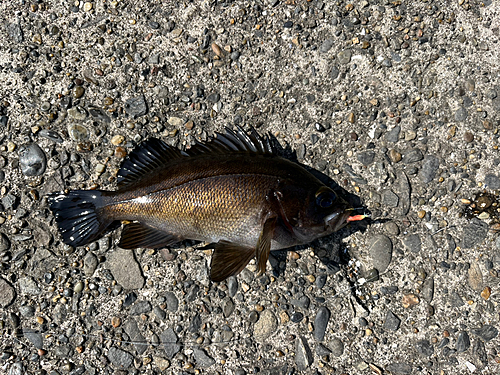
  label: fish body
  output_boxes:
[49,127,355,281]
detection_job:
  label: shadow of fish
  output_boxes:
[48,126,364,281]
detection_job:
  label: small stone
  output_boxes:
[455,107,468,122]
[484,174,500,190]
[193,348,215,368]
[167,117,184,126]
[471,325,498,342]
[19,143,47,176]
[415,340,434,356]
[19,277,41,295]
[67,106,88,120]
[456,331,470,353]
[106,249,145,289]
[129,300,152,315]
[389,149,402,163]
[381,190,399,208]
[111,135,125,146]
[480,286,491,300]
[295,336,313,371]
[386,363,412,375]
[386,126,401,142]
[0,233,10,251]
[124,95,148,118]
[254,309,278,341]
[348,112,355,123]
[462,219,488,248]
[368,235,393,273]
[161,328,180,359]
[357,150,375,166]
[165,292,178,312]
[0,278,16,307]
[403,148,424,163]
[337,49,352,64]
[73,86,85,99]
[313,307,330,341]
[111,317,121,328]
[468,262,483,291]
[211,43,222,57]
[417,210,426,219]
[83,252,98,277]
[223,298,235,318]
[24,330,43,349]
[107,347,133,368]
[402,293,420,308]
[153,357,170,371]
[320,38,334,53]
[419,155,440,183]
[83,2,93,12]
[464,131,474,143]
[67,124,89,142]
[384,311,401,331]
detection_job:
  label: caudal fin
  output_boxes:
[48,190,113,247]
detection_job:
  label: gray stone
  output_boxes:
[7,362,23,375]
[381,190,399,208]
[386,125,401,142]
[193,348,216,367]
[153,306,166,320]
[89,107,111,123]
[315,343,331,356]
[223,298,235,318]
[329,337,344,357]
[207,93,220,103]
[357,150,375,166]
[415,340,434,356]
[108,347,133,368]
[67,106,88,120]
[83,252,98,277]
[386,363,412,375]
[0,233,10,251]
[124,95,148,118]
[165,292,178,312]
[419,155,440,183]
[23,329,43,349]
[107,249,145,289]
[254,309,278,341]
[450,291,464,308]
[313,306,330,341]
[402,148,424,163]
[462,219,488,248]
[455,106,468,122]
[7,22,24,42]
[403,234,421,253]
[19,143,46,176]
[320,38,334,53]
[295,336,313,371]
[331,66,340,79]
[129,300,152,315]
[471,325,498,342]
[161,328,181,359]
[368,235,393,273]
[54,344,72,357]
[422,277,434,302]
[123,319,147,355]
[337,50,352,64]
[384,310,401,331]
[227,276,238,297]
[484,174,500,190]
[0,278,15,307]
[291,295,310,309]
[456,331,470,352]
[19,277,41,295]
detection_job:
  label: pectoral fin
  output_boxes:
[210,241,255,282]
[119,223,181,249]
[256,216,277,276]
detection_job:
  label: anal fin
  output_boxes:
[119,223,181,249]
[210,242,255,282]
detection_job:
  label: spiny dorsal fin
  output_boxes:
[117,138,188,188]
[187,126,273,156]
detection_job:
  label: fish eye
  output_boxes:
[315,190,337,208]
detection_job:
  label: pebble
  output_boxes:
[73,86,85,99]
[168,117,184,126]
[19,143,46,176]
[381,189,399,208]
[254,309,277,341]
[357,150,375,166]
[337,50,352,64]
[368,235,393,273]
[468,262,483,291]
[455,106,468,122]
[83,252,98,277]
[123,319,147,354]
[106,248,145,289]
[385,363,412,375]
[484,174,500,189]
[19,277,41,295]
[295,336,313,371]
[388,149,402,163]
[107,347,133,369]
[129,300,152,315]
[193,348,215,368]
[89,107,111,123]
[456,331,470,353]
[462,219,488,248]
[124,95,148,118]
[165,292,179,312]
[402,148,424,163]
[313,307,330,341]
[67,106,88,121]
[386,125,401,142]
[227,276,238,297]
[384,310,401,331]
[161,328,180,359]
[415,340,434,356]
[153,357,170,371]
[0,278,16,307]
[471,325,498,342]
[422,277,434,302]
[419,155,440,183]
[39,129,63,143]
[68,124,90,142]
[320,38,334,53]
[0,233,11,251]
[24,330,43,349]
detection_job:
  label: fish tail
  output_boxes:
[48,190,113,247]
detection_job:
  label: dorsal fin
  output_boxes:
[117,138,188,188]
[187,126,273,156]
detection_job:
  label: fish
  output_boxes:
[48,126,365,282]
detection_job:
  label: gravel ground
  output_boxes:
[1,0,500,374]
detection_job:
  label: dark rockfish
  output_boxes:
[49,127,362,281]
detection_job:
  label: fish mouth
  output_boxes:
[324,209,353,232]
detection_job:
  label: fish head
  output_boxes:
[277,184,352,244]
